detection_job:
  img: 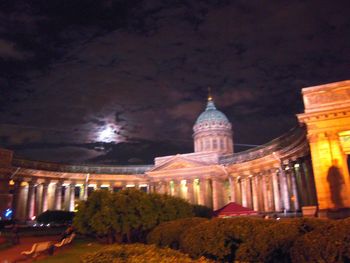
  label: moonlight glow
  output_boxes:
[98,126,116,142]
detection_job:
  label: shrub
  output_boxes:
[147,217,208,249]
[180,217,273,262]
[192,205,213,218]
[37,210,75,224]
[290,218,350,263]
[74,189,194,243]
[236,218,331,263]
[81,243,213,263]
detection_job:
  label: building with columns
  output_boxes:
[1,80,350,220]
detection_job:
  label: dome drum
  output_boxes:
[193,98,233,154]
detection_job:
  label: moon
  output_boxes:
[98,126,117,142]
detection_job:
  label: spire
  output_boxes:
[208,86,213,101]
[205,86,216,110]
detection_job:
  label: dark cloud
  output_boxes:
[0,0,350,163]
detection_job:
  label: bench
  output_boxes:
[21,241,53,258]
[54,233,76,248]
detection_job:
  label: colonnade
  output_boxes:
[9,158,317,222]
[230,158,317,213]
[12,180,148,222]
[150,177,229,210]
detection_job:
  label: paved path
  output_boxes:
[0,235,60,263]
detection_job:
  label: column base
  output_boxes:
[318,207,350,219]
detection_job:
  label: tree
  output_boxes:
[73,189,193,243]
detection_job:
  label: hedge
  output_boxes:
[180,217,273,262]
[147,217,208,249]
[81,243,213,263]
[290,218,350,263]
[235,218,331,263]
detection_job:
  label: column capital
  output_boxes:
[27,180,37,187]
[186,178,194,184]
[172,179,180,184]
[42,180,50,186]
[56,180,63,187]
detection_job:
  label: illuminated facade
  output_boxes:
[1,80,350,220]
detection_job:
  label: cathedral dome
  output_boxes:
[195,100,229,126]
[193,95,233,154]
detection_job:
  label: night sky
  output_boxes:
[1,0,350,165]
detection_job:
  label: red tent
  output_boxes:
[213,202,258,217]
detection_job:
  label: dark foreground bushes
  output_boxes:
[147,216,344,263]
[180,217,273,262]
[81,243,213,263]
[147,217,208,249]
[290,218,350,263]
[236,218,330,263]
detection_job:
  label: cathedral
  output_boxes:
[1,80,350,220]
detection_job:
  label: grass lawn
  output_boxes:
[37,238,104,263]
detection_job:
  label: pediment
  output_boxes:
[150,155,206,172]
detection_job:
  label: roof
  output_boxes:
[12,158,153,175]
[195,99,229,125]
[213,202,258,217]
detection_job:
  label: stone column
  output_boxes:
[35,184,42,215]
[279,166,290,211]
[266,174,274,211]
[241,179,247,207]
[26,181,36,220]
[236,179,242,205]
[173,180,180,197]
[251,176,259,211]
[41,181,50,213]
[84,174,89,200]
[290,171,300,211]
[199,178,210,207]
[69,183,75,211]
[63,185,70,210]
[163,181,169,195]
[54,181,63,210]
[154,182,161,194]
[272,169,281,211]
[229,176,235,202]
[15,182,27,221]
[12,180,21,220]
[79,184,85,200]
[160,182,166,194]
[187,179,194,204]
[246,177,253,209]
[261,175,269,212]
[212,178,222,210]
